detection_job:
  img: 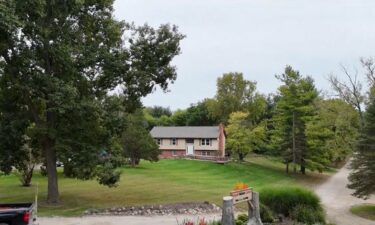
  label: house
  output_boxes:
[150,125,226,158]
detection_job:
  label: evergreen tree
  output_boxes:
[121,111,160,167]
[348,97,375,199]
[272,66,318,174]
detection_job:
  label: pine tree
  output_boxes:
[272,66,318,174]
[348,97,375,199]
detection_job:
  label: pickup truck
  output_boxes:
[0,203,36,225]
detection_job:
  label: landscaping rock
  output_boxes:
[83,202,221,216]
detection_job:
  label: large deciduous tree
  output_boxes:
[208,72,266,124]
[0,0,183,204]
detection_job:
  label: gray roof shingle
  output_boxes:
[150,126,220,138]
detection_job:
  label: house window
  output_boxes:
[170,138,177,145]
[157,139,162,145]
[202,151,211,156]
[201,138,211,146]
[172,150,177,156]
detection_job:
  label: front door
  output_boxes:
[186,144,194,155]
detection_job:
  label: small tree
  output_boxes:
[17,135,40,186]
[121,111,160,167]
[226,112,252,161]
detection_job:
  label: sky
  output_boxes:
[113,0,375,110]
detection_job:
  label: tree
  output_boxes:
[328,66,365,128]
[121,111,160,167]
[312,99,359,166]
[226,112,252,161]
[272,66,318,174]
[348,97,375,199]
[211,73,263,123]
[0,0,184,204]
[185,99,219,126]
[145,106,172,118]
[171,109,188,126]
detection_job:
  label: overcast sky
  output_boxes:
[114,0,375,110]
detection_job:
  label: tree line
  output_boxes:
[144,61,374,198]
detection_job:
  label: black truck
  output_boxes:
[0,203,36,225]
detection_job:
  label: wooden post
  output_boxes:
[221,196,235,225]
[247,192,263,225]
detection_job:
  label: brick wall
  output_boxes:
[160,149,186,158]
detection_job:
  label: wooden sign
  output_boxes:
[230,188,252,204]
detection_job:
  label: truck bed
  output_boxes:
[0,203,34,225]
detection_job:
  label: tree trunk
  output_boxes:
[239,153,244,162]
[292,111,297,173]
[44,139,59,204]
[285,162,289,174]
[300,165,306,175]
[131,158,136,167]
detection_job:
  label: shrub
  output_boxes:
[237,214,248,223]
[290,204,326,225]
[259,187,322,216]
[260,203,274,223]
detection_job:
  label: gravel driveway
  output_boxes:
[38,214,221,225]
[315,162,375,225]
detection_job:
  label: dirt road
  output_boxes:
[38,214,221,225]
[315,162,375,225]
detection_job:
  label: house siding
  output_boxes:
[152,125,226,158]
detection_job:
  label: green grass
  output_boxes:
[0,157,329,216]
[350,204,375,221]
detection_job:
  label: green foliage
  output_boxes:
[226,112,252,161]
[307,99,359,169]
[272,66,319,174]
[289,204,326,225]
[260,203,275,223]
[259,187,322,217]
[145,106,172,118]
[96,163,121,188]
[185,100,219,126]
[121,111,160,167]
[348,97,375,199]
[236,214,248,224]
[210,72,266,124]
[0,0,183,202]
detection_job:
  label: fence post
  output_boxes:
[221,196,235,225]
[247,192,263,225]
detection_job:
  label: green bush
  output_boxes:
[260,203,274,223]
[259,187,322,216]
[290,204,326,225]
[235,220,245,225]
[237,214,248,223]
[208,221,221,225]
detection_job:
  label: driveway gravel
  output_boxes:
[38,214,221,225]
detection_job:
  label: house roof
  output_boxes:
[150,126,220,138]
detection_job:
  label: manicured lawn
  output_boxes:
[350,204,375,221]
[0,157,328,216]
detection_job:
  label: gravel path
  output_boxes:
[315,162,375,225]
[38,214,221,225]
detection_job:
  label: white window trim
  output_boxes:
[201,138,211,146]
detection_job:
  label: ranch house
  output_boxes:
[150,125,226,158]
